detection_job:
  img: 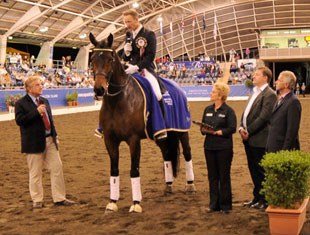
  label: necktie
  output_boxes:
[275,97,283,109]
[36,98,51,131]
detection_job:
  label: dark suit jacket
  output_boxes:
[123,27,156,74]
[240,85,277,148]
[15,94,58,153]
[266,92,301,152]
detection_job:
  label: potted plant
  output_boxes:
[71,91,78,106]
[65,92,75,106]
[261,150,310,235]
[5,93,22,113]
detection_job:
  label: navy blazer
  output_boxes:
[15,94,58,153]
[266,92,301,152]
[123,27,156,74]
[240,86,277,148]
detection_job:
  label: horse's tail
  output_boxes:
[166,131,180,177]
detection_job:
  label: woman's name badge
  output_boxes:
[206,113,213,117]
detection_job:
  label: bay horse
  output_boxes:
[89,33,195,213]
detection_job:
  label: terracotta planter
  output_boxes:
[67,101,73,106]
[266,197,309,235]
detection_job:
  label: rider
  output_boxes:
[95,8,167,141]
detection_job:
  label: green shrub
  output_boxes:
[66,91,78,101]
[261,150,310,209]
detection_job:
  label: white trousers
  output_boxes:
[143,69,162,101]
[26,137,66,203]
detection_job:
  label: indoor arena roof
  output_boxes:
[1,0,310,60]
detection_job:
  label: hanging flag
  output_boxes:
[160,20,163,35]
[213,14,218,40]
[192,16,195,28]
[181,17,184,34]
[169,17,173,32]
[202,15,206,31]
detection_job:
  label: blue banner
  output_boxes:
[0,85,251,112]
[0,88,95,112]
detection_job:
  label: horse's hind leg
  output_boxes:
[128,137,142,213]
[179,132,196,194]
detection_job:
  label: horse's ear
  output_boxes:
[107,34,113,48]
[89,33,98,46]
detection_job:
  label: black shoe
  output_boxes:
[220,209,230,214]
[251,201,268,209]
[206,208,219,213]
[54,199,76,206]
[243,200,258,207]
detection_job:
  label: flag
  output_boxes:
[213,14,217,40]
[169,17,173,32]
[192,16,195,28]
[202,15,206,31]
[160,20,163,35]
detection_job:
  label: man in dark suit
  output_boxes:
[122,8,167,141]
[266,71,302,152]
[239,66,277,209]
[15,76,75,209]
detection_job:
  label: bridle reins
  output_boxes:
[92,48,129,97]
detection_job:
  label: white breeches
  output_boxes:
[143,69,162,101]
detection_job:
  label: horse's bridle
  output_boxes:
[92,48,129,97]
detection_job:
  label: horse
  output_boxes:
[89,33,196,213]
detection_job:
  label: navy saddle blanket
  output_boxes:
[132,73,191,140]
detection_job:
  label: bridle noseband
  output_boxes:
[92,48,129,96]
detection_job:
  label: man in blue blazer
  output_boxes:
[266,71,302,152]
[239,66,277,209]
[15,76,75,209]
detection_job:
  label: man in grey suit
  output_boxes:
[266,71,302,152]
[239,66,277,209]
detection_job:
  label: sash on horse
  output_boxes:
[132,73,191,140]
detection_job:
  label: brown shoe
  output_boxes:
[33,201,44,209]
[54,199,76,206]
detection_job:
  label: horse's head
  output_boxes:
[89,33,119,92]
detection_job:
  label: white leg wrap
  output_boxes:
[164,161,174,183]
[110,176,120,201]
[131,177,142,202]
[185,160,194,182]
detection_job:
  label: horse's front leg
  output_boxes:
[128,137,142,213]
[105,139,120,213]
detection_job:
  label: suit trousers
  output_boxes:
[26,137,66,203]
[204,148,233,211]
[143,69,162,101]
[244,142,266,202]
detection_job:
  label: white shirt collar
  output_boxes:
[133,24,142,38]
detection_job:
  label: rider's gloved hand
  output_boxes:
[124,43,132,56]
[125,64,139,74]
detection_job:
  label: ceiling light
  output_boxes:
[157,16,163,22]
[72,47,77,49]
[8,36,13,40]
[79,33,87,39]
[39,26,48,33]
[132,2,139,8]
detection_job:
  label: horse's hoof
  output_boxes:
[129,204,142,213]
[105,202,118,213]
[184,183,196,194]
[164,184,173,195]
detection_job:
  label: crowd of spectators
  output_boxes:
[0,53,94,90]
[1,51,254,90]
